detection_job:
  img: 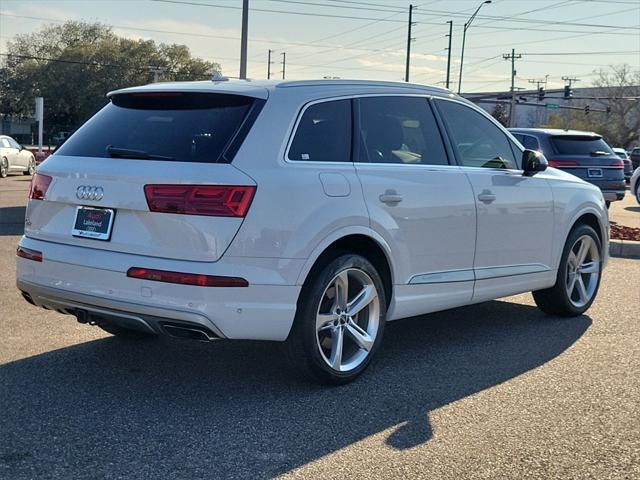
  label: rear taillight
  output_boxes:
[16,246,43,262]
[127,267,248,287]
[144,185,255,217]
[548,159,578,168]
[29,173,52,200]
[611,159,624,169]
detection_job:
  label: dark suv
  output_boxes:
[509,128,626,205]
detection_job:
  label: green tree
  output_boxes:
[491,103,509,127]
[0,21,219,141]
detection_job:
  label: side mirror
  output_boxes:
[522,149,547,176]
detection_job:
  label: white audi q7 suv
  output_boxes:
[16,79,609,384]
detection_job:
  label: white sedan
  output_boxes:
[0,135,36,177]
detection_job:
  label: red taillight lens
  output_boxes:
[144,185,255,217]
[611,159,624,169]
[29,173,52,200]
[16,246,42,262]
[548,159,578,168]
[127,267,248,287]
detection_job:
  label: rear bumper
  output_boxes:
[601,190,625,202]
[16,237,302,341]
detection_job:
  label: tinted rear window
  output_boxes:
[288,99,352,162]
[55,93,255,163]
[551,136,614,156]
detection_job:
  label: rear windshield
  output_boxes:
[55,92,256,163]
[550,136,614,156]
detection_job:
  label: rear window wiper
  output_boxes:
[106,145,174,161]
[590,151,610,157]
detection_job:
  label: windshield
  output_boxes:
[550,135,614,156]
[55,92,256,163]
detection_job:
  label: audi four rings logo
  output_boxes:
[76,186,104,201]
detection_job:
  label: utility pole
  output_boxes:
[445,20,453,89]
[281,52,286,80]
[148,66,166,83]
[405,4,416,82]
[503,48,521,127]
[239,0,249,79]
[267,49,273,80]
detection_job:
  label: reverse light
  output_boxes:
[16,246,43,262]
[548,159,578,168]
[29,173,52,200]
[144,184,255,217]
[127,267,248,287]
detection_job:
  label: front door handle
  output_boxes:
[379,190,403,205]
[477,190,496,204]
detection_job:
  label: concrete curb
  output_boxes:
[610,239,640,259]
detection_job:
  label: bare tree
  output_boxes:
[544,64,639,148]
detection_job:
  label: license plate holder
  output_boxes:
[587,168,603,178]
[72,206,115,241]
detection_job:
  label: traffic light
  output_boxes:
[564,85,573,98]
[538,87,545,101]
[584,105,590,115]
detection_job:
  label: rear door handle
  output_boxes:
[477,190,496,204]
[379,190,403,204]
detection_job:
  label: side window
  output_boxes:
[436,100,518,169]
[357,96,448,165]
[288,99,351,162]
[0,139,10,148]
[521,134,540,151]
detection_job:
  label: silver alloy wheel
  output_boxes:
[0,158,7,178]
[566,234,600,308]
[28,159,36,175]
[315,268,380,372]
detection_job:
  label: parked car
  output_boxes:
[630,147,640,170]
[631,167,640,205]
[510,128,625,207]
[17,80,609,384]
[612,147,633,181]
[0,135,36,178]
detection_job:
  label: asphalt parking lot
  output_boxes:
[1,174,638,479]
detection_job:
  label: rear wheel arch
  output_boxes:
[298,233,393,308]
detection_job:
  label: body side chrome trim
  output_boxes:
[409,269,474,284]
[409,264,551,285]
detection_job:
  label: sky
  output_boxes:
[1,0,639,92]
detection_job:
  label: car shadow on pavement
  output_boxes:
[624,206,640,213]
[0,300,590,479]
[0,206,25,236]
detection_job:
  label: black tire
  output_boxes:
[284,253,387,385]
[23,158,36,176]
[605,201,611,209]
[0,157,8,178]
[99,323,155,339]
[533,224,602,317]
[635,180,640,205]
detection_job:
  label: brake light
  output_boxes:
[611,159,624,169]
[16,246,42,262]
[127,267,248,287]
[548,159,578,168]
[29,173,52,200]
[144,185,255,217]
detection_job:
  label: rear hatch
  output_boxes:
[25,90,264,262]
[547,134,625,190]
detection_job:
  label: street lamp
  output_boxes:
[457,0,491,95]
